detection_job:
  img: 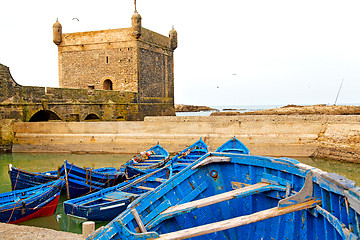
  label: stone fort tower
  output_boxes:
[53,10,177,101]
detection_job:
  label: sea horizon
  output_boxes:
[175,103,360,116]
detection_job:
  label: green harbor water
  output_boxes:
[0,153,359,234]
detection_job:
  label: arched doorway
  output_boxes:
[103,79,113,90]
[84,114,100,121]
[29,110,61,122]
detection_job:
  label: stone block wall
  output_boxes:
[0,64,175,123]
[57,27,175,102]
[11,115,360,163]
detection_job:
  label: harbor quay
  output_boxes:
[5,114,360,163]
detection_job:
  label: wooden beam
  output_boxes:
[191,156,231,170]
[136,186,155,191]
[161,182,269,215]
[155,178,167,183]
[131,208,147,233]
[157,199,321,240]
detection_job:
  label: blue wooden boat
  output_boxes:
[66,172,108,199]
[172,138,209,164]
[125,165,154,179]
[63,163,187,221]
[8,164,58,190]
[215,137,250,154]
[122,144,170,174]
[0,178,65,223]
[8,161,126,191]
[88,153,360,240]
[63,160,125,187]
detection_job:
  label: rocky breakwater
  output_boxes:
[175,104,216,112]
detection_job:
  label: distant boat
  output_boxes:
[88,153,360,240]
[172,138,209,164]
[122,143,170,177]
[215,137,250,154]
[63,163,187,221]
[0,178,64,223]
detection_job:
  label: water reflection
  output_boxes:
[0,153,359,233]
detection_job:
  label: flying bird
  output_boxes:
[72,18,79,21]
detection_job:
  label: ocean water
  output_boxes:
[176,104,284,116]
[175,103,360,116]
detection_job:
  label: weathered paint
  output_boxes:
[88,153,360,240]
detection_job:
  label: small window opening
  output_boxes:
[103,79,113,90]
[106,56,109,64]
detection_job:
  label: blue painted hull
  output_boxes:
[0,178,64,223]
[88,153,360,240]
[125,165,151,179]
[8,164,58,190]
[67,173,106,199]
[9,161,126,191]
[215,137,250,154]
[64,163,187,221]
[63,160,125,186]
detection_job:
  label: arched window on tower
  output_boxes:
[103,79,113,90]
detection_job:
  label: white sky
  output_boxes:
[1,0,360,106]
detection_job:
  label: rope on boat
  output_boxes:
[12,169,20,191]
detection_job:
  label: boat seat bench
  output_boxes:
[136,186,155,191]
[145,182,288,229]
[156,199,321,240]
[145,177,167,183]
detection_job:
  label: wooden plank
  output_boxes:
[131,208,147,233]
[231,181,251,189]
[155,178,167,183]
[146,181,209,230]
[136,186,155,191]
[103,198,120,202]
[191,156,231,170]
[157,199,321,240]
[161,182,269,215]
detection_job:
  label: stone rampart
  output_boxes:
[12,115,360,163]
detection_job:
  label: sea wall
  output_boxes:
[12,115,360,163]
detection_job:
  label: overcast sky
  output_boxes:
[1,0,360,106]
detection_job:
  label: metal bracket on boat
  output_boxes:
[278,171,314,208]
[191,156,231,170]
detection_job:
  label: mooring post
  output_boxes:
[82,221,95,239]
